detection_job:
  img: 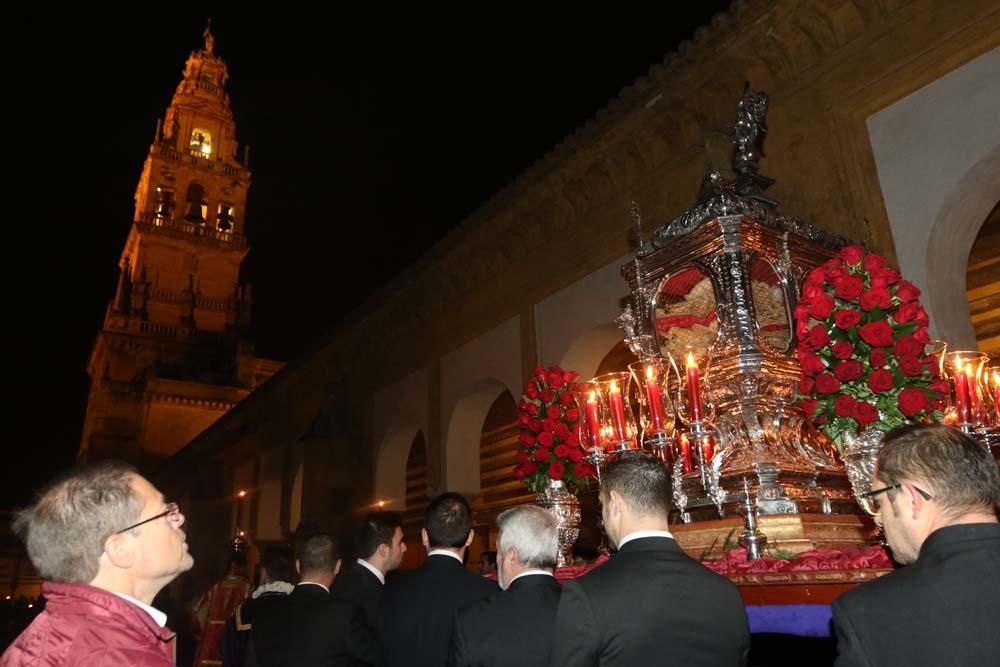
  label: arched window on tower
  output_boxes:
[189,128,212,157]
[217,203,235,232]
[184,182,207,224]
[154,187,175,223]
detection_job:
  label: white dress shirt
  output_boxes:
[427,549,464,563]
[112,592,168,628]
[357,557,386,585]
[297,581,330,593]
[617,529,675,549]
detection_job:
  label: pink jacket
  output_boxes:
[1,582,175,666]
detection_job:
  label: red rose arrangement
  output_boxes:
[795,245,946,450]
[514,364,597,493]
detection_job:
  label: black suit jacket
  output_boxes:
[551,536,750,666]
[253,583,380,667]
[221,589,289,667]
[331,561,383,630]
[380,553,497,667]
[451,572,561,667]
[832,523,1000,667]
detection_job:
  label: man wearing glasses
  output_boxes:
[832,424,1000,667]
[1,462,193,666]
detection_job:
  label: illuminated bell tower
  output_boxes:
[80,24,280,468]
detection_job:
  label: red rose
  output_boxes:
[794,303,809,324]
[859,320,894,347]
[914,307,929,327]
[514,466,525,480]
[517,413,530,426]
[563,371,578,383]
[548,462,565,480]
[815,372,842,394]
[835,360,864,382]
[870,348,889,368]
[559,391,574,406]
[534,366,548,382]
[832,340,854,360]
[806,267,826,285]
[896,280,921,302]
[929,378,950,396]
[867,369,894,393]
[860,287,891,312]
[870,268,900,288]
[526,382,539,399]
[802,281,826,301]
[542,418,558,432]
[799,374,815,394]
[554,444,569,458]
[568,447,583,462]
[835,395,856,417]
[834,275,865,301]
[534,447,551,462]
[898,388,928,416]
[863,253,886,272]
[565,408,580,422]
[929,399,945,412]
[834,309,862,330]
[899,354,924,377]
[565,432,579,447]
[913,327,930,344]
[808,294,836,321]
[853,402,879,426]
[839,246,865,265]
[555,423,572,440]
[802,398,820,418]
[540,389,554,403]
[807,325,830,349]
[893,335,923,358]
[518,433,536,446]
[525,402,539,416]
[523,461,537,475]
[799,351,827,375]
[516,450,529,464]
[546,405,562,420]
[893,302,918,324]
[529,419,543,433]
[537,431,554,448]
[549,368,565,389]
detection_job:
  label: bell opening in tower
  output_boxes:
[190,128,212,157]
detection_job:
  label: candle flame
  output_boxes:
[646,366,655,380]
[610,380,620,393]
[237,490,247,499]
[965,362,974,376]
[993,370,1000,385]
[588,390,596,402]
[686,352,696,368]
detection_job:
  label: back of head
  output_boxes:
[298,534,339,575]
[260,545,293,583]
[358,511,403,559]
[424,492,473,548]
[13,461,141,584]
[600,450,672,519]
[227,551,247,576]
[496,505,558,569]
[878,424,1000,518]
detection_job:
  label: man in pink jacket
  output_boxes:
[1,461,194,666]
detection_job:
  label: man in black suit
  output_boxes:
[253,533,379,667]
[451,505,561,667]
[551,451,750,666]
[222,545,294,667]
[380,492,496,667]
[832,424,1000,666]
[331,511,406,630]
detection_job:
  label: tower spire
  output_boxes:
[203,18,215,55]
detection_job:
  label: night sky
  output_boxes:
[8,4,731,507]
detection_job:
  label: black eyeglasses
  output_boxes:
[859,484,933,503]
[117,502,180,534]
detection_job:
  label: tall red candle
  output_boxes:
[701,435,714,464]
[585,391,602,449]
[955,365,971,424]
[680,434,693,473]
[645,366,665,431]
[686,353,703,422]
[609,381,627,441]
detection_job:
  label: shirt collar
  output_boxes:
[509,570,554,586]
[356,558,385,585]
[617,529,674,549]
[427,549,464,564]
[112,592,168,628]
[297,581,330,593]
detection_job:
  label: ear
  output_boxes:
[295,559,302,575]
[608,490,624,516]
[421,528,430,551]
[464,529,474,548]
[377,542,390,559]
[505,546,520,567]
[103,533,136,570]
[334,558,342,576]
[907,484,928,520]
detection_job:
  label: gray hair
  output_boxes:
[13,461,142,583]
[496,505,558,569]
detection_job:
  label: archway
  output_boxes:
[560,323,629,380]
[966,200,1000,360]
[443,378,510,496]
[374,419,421,511]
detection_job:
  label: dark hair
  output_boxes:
[227,551,247,572]
[599,450,672,518]
[424,492,473,548]
[480,550,497,567]
[357,512,403,559]
[298,534,339,574]
[259,545,293,583]
[13,461,141,583]
[877,424,1000,516]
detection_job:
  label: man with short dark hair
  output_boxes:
[221,545,294,667]
[832,424,1000,666]
[380,492,496,667]
[331,511,406,629]
[478,550,497,575]
[551,451,749,666]
[252,533,379,666]
[1,462,193,666]
[451,505,561,667]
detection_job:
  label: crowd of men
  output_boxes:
[1,423,998,666]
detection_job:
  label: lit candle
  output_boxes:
[645,366,665,431]
[585,391,602,448]
[955,364,971,424]
[680,433,693,473]
[609,380,627,441]
[993,370,1000,423]
[235,490,247,534]
[967,362,982,421]
[701,435,714,464]
[686,353,703,422]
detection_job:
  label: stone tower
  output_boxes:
[80,24,281,469]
